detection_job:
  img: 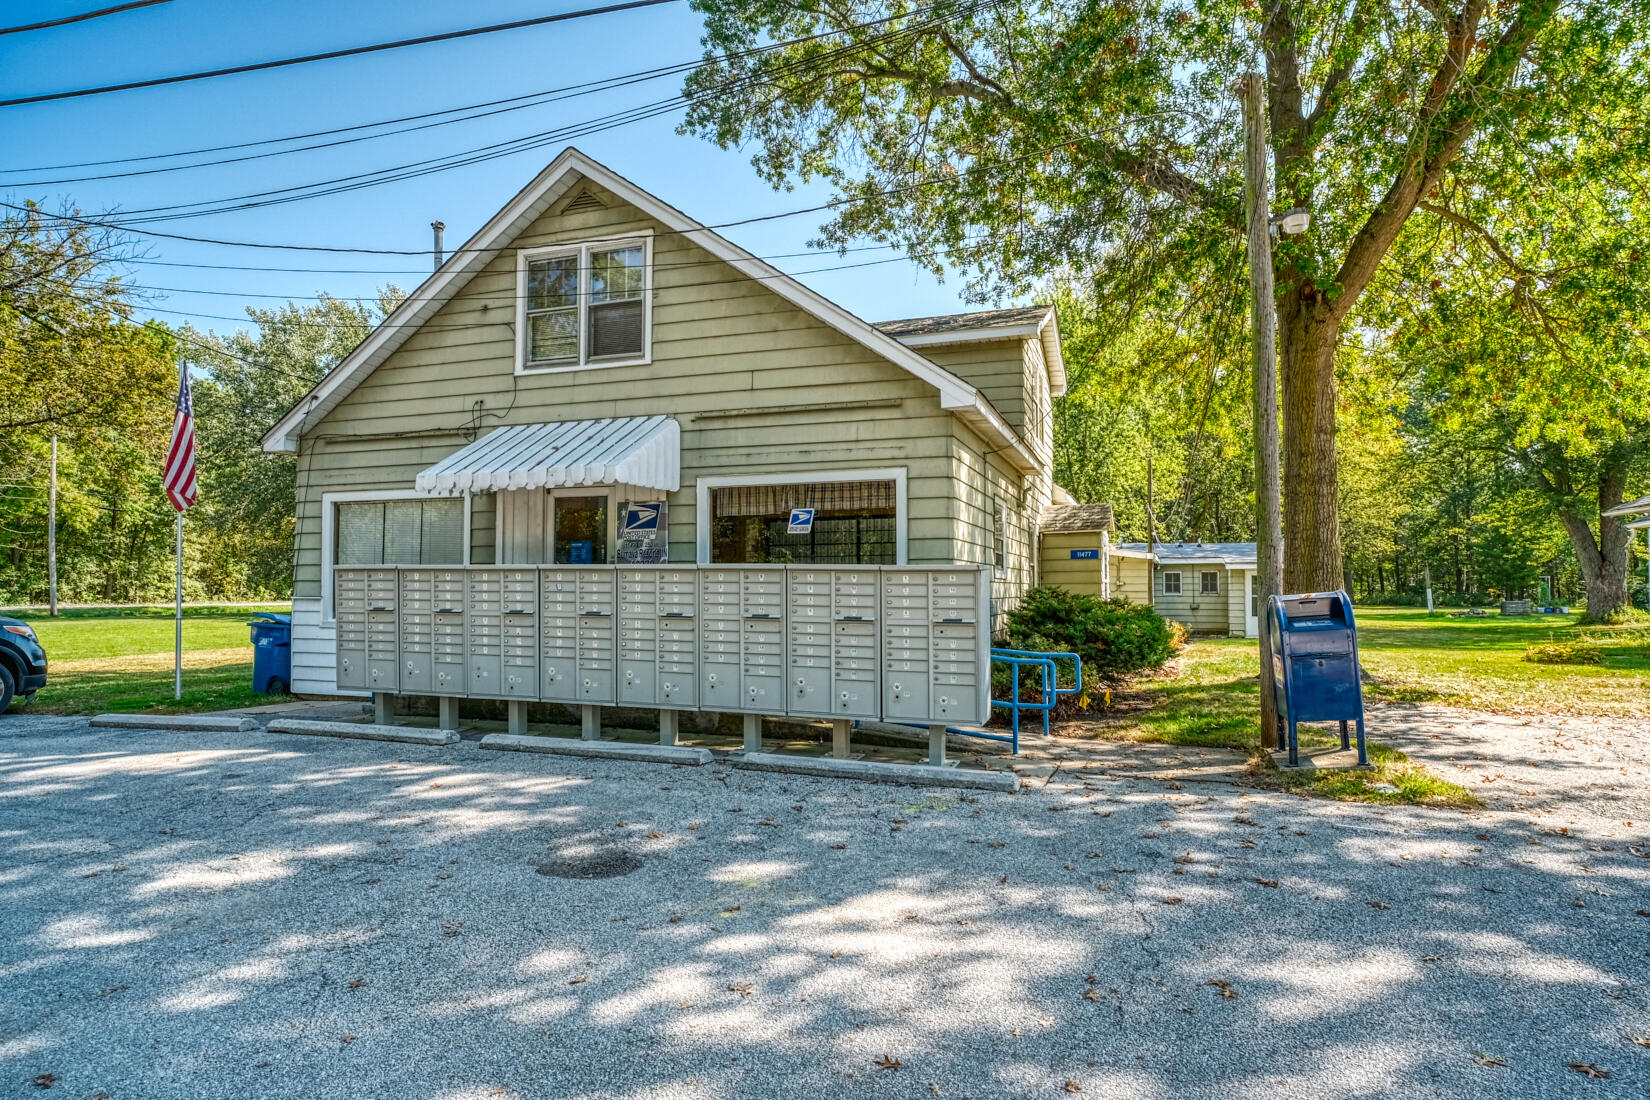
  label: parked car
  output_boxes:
[0,616,47,712]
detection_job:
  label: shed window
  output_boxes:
[336,499,464,565]
[1162,570,1182,595]
[1200,570,1220,594]
[522,239,649,369]
[711,480,895,564]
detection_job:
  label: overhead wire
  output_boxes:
[0,0,170,37]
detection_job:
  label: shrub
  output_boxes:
[998,586,1174,682]
[1523,639,1605,666]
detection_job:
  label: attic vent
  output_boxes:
[563,189,606,214]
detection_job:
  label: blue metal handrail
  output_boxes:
[991,647,1082,705]
[989,652,1058,742]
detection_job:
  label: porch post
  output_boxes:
[581,705,600,740]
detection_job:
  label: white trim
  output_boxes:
[694,467,908,565]
[513,231,653,375]
[892,325,1043,347]
[259,148,1039,473]
[548,486,623,564]
[1161,570,1183,596]
[319,489,470,624]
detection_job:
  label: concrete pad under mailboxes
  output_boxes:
[734,751,1021,792]
[266,718,458,746]
[90,713,257,732]
[479,733,715,766]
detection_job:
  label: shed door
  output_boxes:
[1244,571,1260,638]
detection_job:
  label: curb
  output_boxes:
[266,719,458,746]
[90,713,257,732]
[734,752,1021,792]
[478,733,714,766]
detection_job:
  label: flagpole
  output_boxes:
[174,508,183,700]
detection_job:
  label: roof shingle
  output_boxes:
[1040,503,1115,533]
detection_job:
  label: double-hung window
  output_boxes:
[1200,570,1221,595]
[1162,571,1182,596]
[520,237,650,370]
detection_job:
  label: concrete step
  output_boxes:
[90,713,256,732]
[266,719,458,746]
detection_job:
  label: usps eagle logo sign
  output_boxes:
[622,503,661,537]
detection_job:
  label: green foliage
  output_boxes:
[998,585,1173,680]
[1523,639,1605,666]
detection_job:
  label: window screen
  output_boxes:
[335,499,464,565]
[1200,570,1220,594]
[588,246,645,359]
[1162,571,1182,595]
[522,241,647,367]
[711,480,895,564]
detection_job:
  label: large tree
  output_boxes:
[682,0,1637,589]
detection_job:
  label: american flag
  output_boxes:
[162,366,197,511]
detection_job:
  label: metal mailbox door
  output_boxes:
[830,569,879,719]
[786,568,833,717]
[500,569,538,697]
[399,569,435,694]
[881,569,931,720]
[740,568,785,712]
[931,621,981,723]
[467,569,503,698]
[699,569,742,709]
[576,567,615,703]
[618,569,660,706]
[432,569,467,695]
[334,568,368,690]
[539,568,578,703]
[365,568,400,692]
[657,568,698,707]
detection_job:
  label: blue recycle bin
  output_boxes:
[249,613,293,695]
[1265,591,1367,767]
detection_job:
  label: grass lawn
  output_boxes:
[1066,607,1648,807]
[2,604,292,716]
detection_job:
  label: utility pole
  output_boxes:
[1238,72,1285,748]
[48,434,58,616]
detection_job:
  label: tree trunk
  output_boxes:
[1557,463,1634,622]
[1277,297,1343,593]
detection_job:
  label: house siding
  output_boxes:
[1039,531,1109,597]
[1153,565,1232,634]
[1111,556,1152,604]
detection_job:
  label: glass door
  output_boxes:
[552,494,609,564]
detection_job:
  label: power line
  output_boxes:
[0,0,682,109]
[0,0,170,37]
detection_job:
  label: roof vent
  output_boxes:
[563,189,606,214]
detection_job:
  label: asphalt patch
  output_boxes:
[535,848,643,879]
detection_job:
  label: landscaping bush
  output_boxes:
[998,586,1174,682]
[1522,639,1605,666]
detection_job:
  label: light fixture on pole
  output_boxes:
[1271,207,1311,236]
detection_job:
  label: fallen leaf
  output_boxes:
[1064,1081,1082,1092]
[830,844,847,850]
[646,832,662,839]
[875,1055,902,1071]
[1421,954,1443,963]
[347,978,366,991]
[830,949,844,958]
[1629,1036,1650,1049]
[341,1034,357,1044]
[1472,1052,1506,1067]
[363,878,381,885]
[668,914,682,923]
[1161,896,1183,905]
[1083,988,1101,1001]
[1255,878,1279,888]
[728,981,753,997]
[1567,1063,1610,1079]
[31,1073,54,1089]
[1368,901,1390,910]
[442,921,462,937]
[1207,980,1238,999]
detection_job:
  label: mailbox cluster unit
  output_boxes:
[334,564,992,727]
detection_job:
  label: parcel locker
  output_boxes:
[576,567,616,703]
[365,568,400,692]
[334,568,369,690]
[398,569,435,694]
[698,567,743,709]
[432,569,467,694]
[617,569,660,705]
[880,569,932,721]
[539,568,579,703]
[500,569,539,698]
[467,569,504,698]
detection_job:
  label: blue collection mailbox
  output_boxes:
[1265,590,1367,767]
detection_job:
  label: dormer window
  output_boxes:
[517,236,650,372]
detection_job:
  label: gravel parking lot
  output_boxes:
[2,714,1647,1099]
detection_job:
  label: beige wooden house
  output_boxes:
[261,148,1065,695]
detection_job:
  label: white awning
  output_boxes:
[415,416,680,495]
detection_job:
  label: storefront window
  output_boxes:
[710,480,896,564]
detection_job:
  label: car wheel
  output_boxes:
[0,665,14,714]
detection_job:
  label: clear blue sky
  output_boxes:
[0,0,991,339]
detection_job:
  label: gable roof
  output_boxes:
[1040,502,1114,533]
[259,148,1039,473]
[876,305,1065,396]
[1114,541,1257,566]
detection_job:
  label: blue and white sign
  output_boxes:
[1069,548,1100,560]
[787,508,816,534]
[622,503,661,536]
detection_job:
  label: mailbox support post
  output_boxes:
[742,714,762,753]
[928,723,947,767]
[831,718,852,759]
[581,705,601,741]
[438,696,460,732]
[507,701,528,736]
[658,708,679,746]
[373,693,395,726]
